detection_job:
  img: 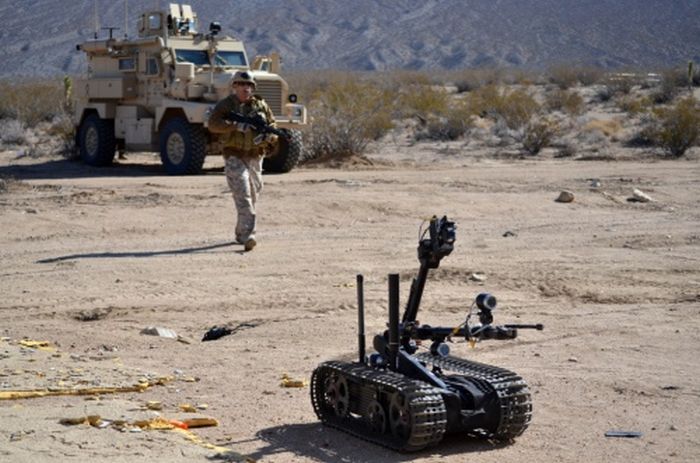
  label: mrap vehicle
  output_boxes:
[73,3,307,174]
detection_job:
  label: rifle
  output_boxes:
[226,111,289,139]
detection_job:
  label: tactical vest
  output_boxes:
[223,96,271,155]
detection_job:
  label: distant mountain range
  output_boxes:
[1,0,698,77]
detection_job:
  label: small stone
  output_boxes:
[503,230,517,237]
[469,273,486,282]
[629,188,653,203]
[590,179,601,188]
[567,357,578,363]
[555,191,575,203]
[669,424,678,431]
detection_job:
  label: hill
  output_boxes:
[0,0,698,76]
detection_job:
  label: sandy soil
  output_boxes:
[1,143,699,463]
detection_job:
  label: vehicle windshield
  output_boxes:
[214,51,247,66]
[175,49,209,66]
[175,49,247,67]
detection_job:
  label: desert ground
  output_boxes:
[1,136,699,462]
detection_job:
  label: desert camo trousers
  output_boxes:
[224,156,263,242]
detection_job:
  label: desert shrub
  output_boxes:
[397,85,450,120]
[583,118,624,139]
[521,118,559,155]
[548,65,604,89]
[497,89,540,130]
[654,97,700,157]
[602,73,636,98]
[414,99,474,141]
[546,89,585,116]
[0,119,28,145]
[453,68,503,93]
[0,79,67,127]
[47,113,76,156]
[617,95,652,115]
[303,79,397,161]
[465,85,540,130]
[548,65,580,89]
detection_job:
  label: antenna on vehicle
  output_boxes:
[93,0,99,39]
[124,0,128,38]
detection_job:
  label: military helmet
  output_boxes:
[231,70,256,88]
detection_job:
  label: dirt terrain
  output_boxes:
[1,143,699,462]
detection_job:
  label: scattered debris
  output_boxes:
[182,417,219,428]
[280,373,307,388]
[141,326,191,344]
[628,188,653,203]
[468,272,486,282]
[567,357,579,363]
[179,403,197,413]
[605,430,643,438]
[555,190,575,203]
[589,179,602,188]
[202,322,261,342]
[661,385,680,391]
[146,400,163,411]
[141,326,178,339]
[202,326,232,342]
[502,230,517,237]
[18,339,53,351]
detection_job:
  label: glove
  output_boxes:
[254,133,278,146]
[235,122,251,133]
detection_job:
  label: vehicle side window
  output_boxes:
[148,14,161,30]
[119,58,136,72]
[146,57,159,76]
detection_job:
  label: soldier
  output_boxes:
[208,71,277,252]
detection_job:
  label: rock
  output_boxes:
[503,230,517,237]
[629,188,653,203]
[555,190,575,203]
[567,356,579,363]
[590,179,601,188]
[469,273,486,282]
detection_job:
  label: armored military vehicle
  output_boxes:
[73,3,307,174]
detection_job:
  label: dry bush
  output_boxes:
[548,65,604,89]
[545,89,585,116]
[466,85,540,130]
[497,89,540,130]
[0,119,28,145]
[617,95,652,115]
[303,79,397,161]
[0,79,68,127]
[414,99,474,141]
[397,85,450,119]
[452,68,504,93]
[599,73,636,100]
[47,113,76,156]
[654,97,700,157]
[521,118,559,155]
[583,118,624,139]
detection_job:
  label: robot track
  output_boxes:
[310,361,447,452]
[415,353,532,440]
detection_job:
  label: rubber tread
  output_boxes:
[415,353,532,440]
[311,361,447,452]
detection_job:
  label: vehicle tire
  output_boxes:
[78,113,116,166]
[159,117,207,175]
[263,129,302,173]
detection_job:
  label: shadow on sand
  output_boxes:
[214,423,507,463]
[36,240,239,264]
[0,157,224,181]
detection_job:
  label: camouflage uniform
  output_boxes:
[209,94,276,243]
